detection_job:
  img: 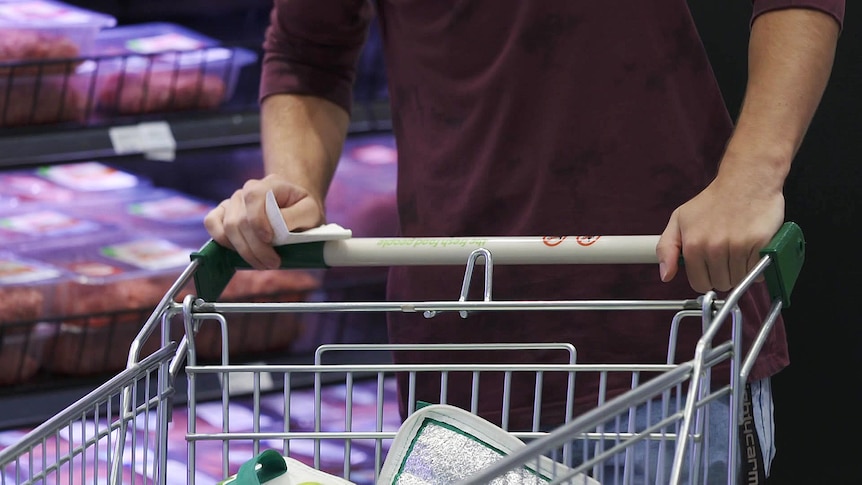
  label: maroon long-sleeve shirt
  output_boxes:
[261,1,844,427]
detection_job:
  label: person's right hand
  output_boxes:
[204,173,327,270]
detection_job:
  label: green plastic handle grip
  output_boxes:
[220,449,286,484]
[191,240,327,303]
[759,221,805,308]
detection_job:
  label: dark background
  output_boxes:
[689,1,860,483]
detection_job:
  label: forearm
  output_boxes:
[260,93,350,203]
[720,8,840,188]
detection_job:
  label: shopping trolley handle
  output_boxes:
[189,222,805,306]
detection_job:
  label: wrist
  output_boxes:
[715,147,791,196]
[720,132,793,186]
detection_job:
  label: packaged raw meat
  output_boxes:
[34,160,146,192]
[0,0,116,68]
[96,68,227,114]
[123,189,215,230]
[23,232,194,375]
[0,162,150,221]
[92,22,256,114]
[0,29,80,75]
[0,251,68,385]
[0,251,66,323]
[65,186,216,236]
[27,227,320,375]
[92,21,219,57]
[0,1,113,125]
[0,194,20,210]
[0,172,77,204]
[0,66,89,127]
[0,336,42,386]
[0,203,120,252]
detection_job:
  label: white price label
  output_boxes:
[109,121,177,161]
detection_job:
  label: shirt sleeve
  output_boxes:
[751,0,845,29]
[259,0,374,115]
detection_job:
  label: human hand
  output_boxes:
[203,174,326,269]
[655,167,785,293]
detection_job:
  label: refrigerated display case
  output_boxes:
[0,0,395,427]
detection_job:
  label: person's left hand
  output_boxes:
[655,159,786,293]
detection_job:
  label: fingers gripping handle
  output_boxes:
[190,222,805,305]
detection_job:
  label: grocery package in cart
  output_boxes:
[0,220,805,484]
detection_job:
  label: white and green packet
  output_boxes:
[218,449,356,485]
[378,403,600,484]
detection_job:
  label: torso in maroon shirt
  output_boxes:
[372,0,788,425]
[261,0,791,427]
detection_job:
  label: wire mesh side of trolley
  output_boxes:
[180,288,758,484]
[0,265,189,485]
[0,225,804,485]
[0,343,176,485]
[456,290,783,485]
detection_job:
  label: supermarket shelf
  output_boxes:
[0,110,260,167]
[0,99,392,168]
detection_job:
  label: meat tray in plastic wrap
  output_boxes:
[0,0,116,126]
[0,64,91,127]
[0,201,122,253]
[18,225,321,376]
[64,185,218,236]
[0,161,149,207]
[91,22,257,115]
[0,162,148,252]
[0,251,67,386]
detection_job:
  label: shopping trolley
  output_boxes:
[0,222,805,485]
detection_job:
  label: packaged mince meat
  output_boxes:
[0,251,68,385]
[25,226,321,374]
[96,68,227,114]
[0,204,119,251]
[92,22,256,114]
[23,235,186,376]
[0,67,90,127]
[35,161,144,192]
[0,0,116,67]
[0,162,149,216]
[64,186,216,237]
[0,1,116,126]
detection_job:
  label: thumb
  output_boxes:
[656,213,682,283]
